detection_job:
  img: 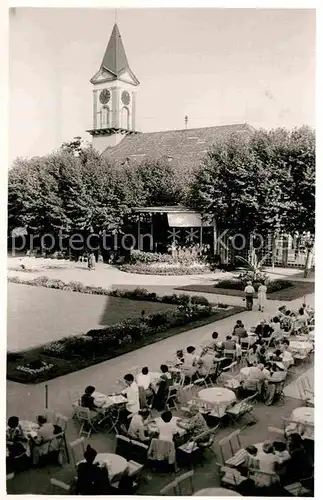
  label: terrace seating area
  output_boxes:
[6,303,315,495]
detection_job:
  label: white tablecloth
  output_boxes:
[94,452,128,480]
[93,392,127,408]
[198,387,236,417]
[289,341,313,355]
[290,407,314,440]
[19,420,39,438]
[194,488,242,496]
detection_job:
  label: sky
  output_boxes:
[9,8,315,162]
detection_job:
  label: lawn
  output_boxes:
[7,283,177,352]
[176,280,314,301]
[7,303,245,384]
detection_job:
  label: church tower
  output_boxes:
[87,24,140,153]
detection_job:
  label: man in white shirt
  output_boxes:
[121,374,140,424]
[128,408,151,442]
[155,411,179,442]
[136,367,152,390]
[244,281,255,310]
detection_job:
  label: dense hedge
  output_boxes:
[8,276,213,307]
[214,278,294,292]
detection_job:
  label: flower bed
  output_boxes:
[7,303,245,383]
[177,280,315,301]
[119,263,212,275]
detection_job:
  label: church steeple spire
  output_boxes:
[88,23,140,154]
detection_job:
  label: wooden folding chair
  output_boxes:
[115,434,131,460]
[218,429,243,465]
[284,478,313,496]
[160,470,194,495]
[129,439,149,464]
[226,393,258,425]
[74,405,99,438]
[216,462,247,489]
[69,437,85,470]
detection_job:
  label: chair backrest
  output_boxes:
[175,470,194,495]
[222,361,238,373]
[69,437,85,468]
[248,467,278,487]
[129,439,149,464]
[160,478,178,495]
[218,429,242,463]
[115,434,131,460]
[148,438,176,465]
[223,349,236,359]
[75,405,91,422]
[178,384,195,404]
[55,414,69,432]
[218,464,243,486]
[50,478,71,492]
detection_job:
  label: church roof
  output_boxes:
[100,23,131,76]
[102,123,255,172]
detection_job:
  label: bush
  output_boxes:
[129,249,173,264]
[190,295,210,306]
[214,279,242,290]
[119,263,211,275]
[267,279,293,292]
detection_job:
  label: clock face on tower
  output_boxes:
[99,89,111,104]
[121,90,130,105]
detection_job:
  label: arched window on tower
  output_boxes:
[101,106,110,128]
[121,106,130,130]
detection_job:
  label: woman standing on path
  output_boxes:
[257,281,267,312]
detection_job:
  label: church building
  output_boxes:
[87,23,254,174]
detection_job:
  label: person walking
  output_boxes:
[244,281,255,311]
[257,282,267,312]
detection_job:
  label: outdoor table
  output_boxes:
[148,416,187,437]
[198,387,236,417]
[19,420,39,438]
[194,487,242,496]
[290,407,314,439]
[289,341,313,355]
[94,453,128,481]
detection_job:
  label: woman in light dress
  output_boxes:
[257,281,267,312]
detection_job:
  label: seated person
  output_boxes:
[241,445,259,471]
[128,408,151,442]
[255,319,273,338]
[6,416,29,460]
[177,404,208,439]
[270,317,283,342]
[182,346,198,379]
[209,331,223,351]
[81,386,100,416]
[277,305,287,319]
[280,310,293,332]
[121,374,140,425]
[136,367,154,406]
[252,442,280,486]
[197,347,215,377]
[233,320,248,343]
[76,445,111,495]
[280,340,294,368]
[286,433,313,482]
[294,308,308,332]
[153,365,173,412]
[223,335,236,351]
[247,344,259,366]
[155,411,179,442]
[31,415,57,465]
[273,440,291,463]
[175,350,184,365]
[241,363,265,393]
[264,363,287,405]
[272,349,283,362]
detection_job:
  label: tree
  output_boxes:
[135,159,183,207]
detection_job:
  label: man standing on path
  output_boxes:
[244,281,255,311]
